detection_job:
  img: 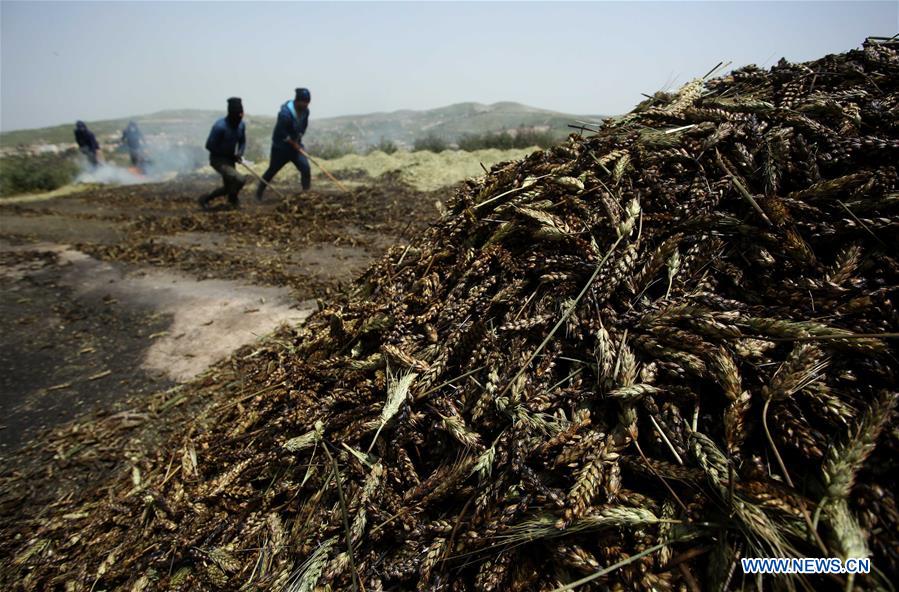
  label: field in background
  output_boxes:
[1,100,594,196]
[1,146,541,198]
[0,101,601,153]
[283,146,538,191]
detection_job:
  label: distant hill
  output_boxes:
[311,102,603,147]
[0,110,235,149]
[0,102,604,153]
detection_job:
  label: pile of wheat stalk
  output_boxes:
[4,39,898,591]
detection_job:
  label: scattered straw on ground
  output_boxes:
[264,147,539,192]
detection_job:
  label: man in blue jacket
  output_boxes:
[74,121,101,168]
[121,121,146,171]
[199,97,247,211]
[255,88,311,201]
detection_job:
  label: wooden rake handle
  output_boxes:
[239,161,289,201]
[299,148,350,193]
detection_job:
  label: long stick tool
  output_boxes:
[299,149,350,193]
[239,161,289,200]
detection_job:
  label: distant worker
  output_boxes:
[121,120,146,171]
[198,97,247,211]
[74,121,100,168]
[255,87,311,201]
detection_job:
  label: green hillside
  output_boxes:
[0,111,224,148]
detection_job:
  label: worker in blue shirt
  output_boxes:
[121,121,146,171]
[199,97,247,211]
[255,88,311,201]
[74,121,101,168]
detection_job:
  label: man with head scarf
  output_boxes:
[121,120,146,171]
[74,121,101,168]
[255,87,311,201]
[199,97,247,211]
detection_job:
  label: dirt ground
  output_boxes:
[0,173,440,455]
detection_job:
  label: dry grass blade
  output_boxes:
[822,390,896,500]
[497,200,640,402]
[322,443,361,592]
[283,536,337,592]
[368,370,417,452]
[284,421,324,452]
[763,344,829,402]
[503,506,663,545]
[547,539,677,592]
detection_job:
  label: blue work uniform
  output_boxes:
[257,101,311,198]
[200,117,247,208]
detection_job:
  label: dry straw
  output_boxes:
[2,39,898,592]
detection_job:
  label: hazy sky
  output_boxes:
[1,1,896,132]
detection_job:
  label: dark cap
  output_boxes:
[295,88,311,102]
[227,97,243,114]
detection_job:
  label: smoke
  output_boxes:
[76,162,146,185]
[75,135,208,186]
[141,137,208,177]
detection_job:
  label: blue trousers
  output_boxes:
[257,148,310,197]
